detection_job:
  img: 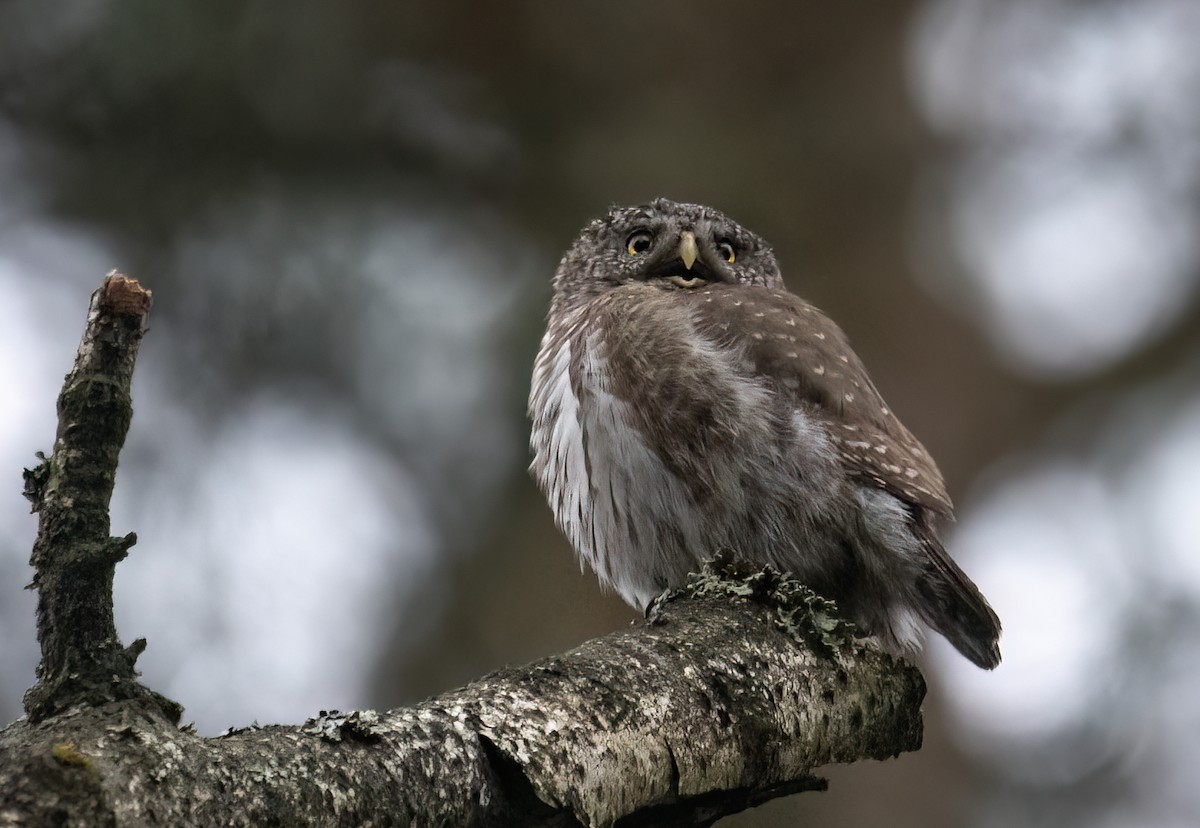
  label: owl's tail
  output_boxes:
[914,527,1002,670]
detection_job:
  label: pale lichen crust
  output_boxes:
[657,550,858,655]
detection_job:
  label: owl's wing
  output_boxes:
[686,284,953,517]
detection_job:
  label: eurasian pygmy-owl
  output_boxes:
[529,198,1001,668]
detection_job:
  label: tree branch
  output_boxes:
[2,274,925,826]
[21,271,179,724]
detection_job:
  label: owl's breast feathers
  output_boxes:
[592,283,953,518]
[578,286,774,500]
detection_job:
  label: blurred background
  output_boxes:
[2,1,1199,825]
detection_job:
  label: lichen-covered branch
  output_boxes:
[1,274,925,827]
[1,562,923,827]
[21,272,179,724]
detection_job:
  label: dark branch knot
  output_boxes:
[22,452,51,512]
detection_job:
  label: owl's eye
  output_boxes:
[626,231,653,255]
[717,240,736,263]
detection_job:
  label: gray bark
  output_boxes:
[0,274,925,827]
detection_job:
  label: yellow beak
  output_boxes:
[679,231,699,270]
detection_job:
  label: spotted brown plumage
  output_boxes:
[529,198,1002,668]
[685,286,952,516]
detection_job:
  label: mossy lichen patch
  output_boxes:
[51,742,94,770]
[660,550,858,655]
[303,709,386,743]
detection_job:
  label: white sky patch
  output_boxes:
[934,378,1200,796]
[1131,396,1200,600]
[911,0,1200,147]
[948,158,1197,377]
[908,0,1200,380]
[0,211,122,721]
[112,392,435,733]
[933,464,1128,768]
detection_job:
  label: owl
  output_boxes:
[529,198,1000,668]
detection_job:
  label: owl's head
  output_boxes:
[553,199,784,307]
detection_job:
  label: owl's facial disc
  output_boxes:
[550,200,785,308]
